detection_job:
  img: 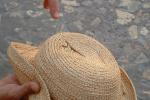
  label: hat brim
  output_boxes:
[8,42,137,100]
[120,67,137,100]
[8,42,51,100]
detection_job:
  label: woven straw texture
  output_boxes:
[7,32,137,100]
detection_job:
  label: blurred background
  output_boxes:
[0,0,150,99]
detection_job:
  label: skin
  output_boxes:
[0,75,40,100]
[44,0,60,19]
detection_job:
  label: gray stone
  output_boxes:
[85,30,95,38]
[26,41,33,45]
[26,10,43,18]
[128,25,139,39]
[143,69,150,80]
[137,36,149,49]
[64,6,75,13]
[73,20,83,31]
[0,14,1,24]
[0,52,7,62]
[90,17,101,26]
[143,2,150,9]
[142,13,150,21]
[146,22,150,27]
[9,11,23,18]
[134,52,149,64]
[14,27,23,33]
[142,91,150,98]
[98,7,107,14]
[116,9,135,25]
[140,27,149,36]
[134,17,141,24]
[108,0,116,5]
[117,56,129,63]
[9,1,19,7]
[61,0,80,6]
[81,0,93,6]
[93,0,103,5]
[119,0,141,12]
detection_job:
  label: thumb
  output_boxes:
[15,82,40,99]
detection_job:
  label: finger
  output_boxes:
[0,74,19,84]
[48,0,60,19]
[43,0,49,9]
[0,84,20,100]
[15,82,40,99]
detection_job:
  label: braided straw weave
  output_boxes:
[7,32,137,100]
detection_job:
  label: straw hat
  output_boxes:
[8,32,137,100]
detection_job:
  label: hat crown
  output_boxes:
[35,33,123,99]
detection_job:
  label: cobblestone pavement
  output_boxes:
[0,0,150,99]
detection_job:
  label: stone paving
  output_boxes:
[0,0,150,99]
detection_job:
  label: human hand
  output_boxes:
[43,0,60,19]
[0,74,40,100]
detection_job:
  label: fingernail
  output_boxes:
[52,12,59,19]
